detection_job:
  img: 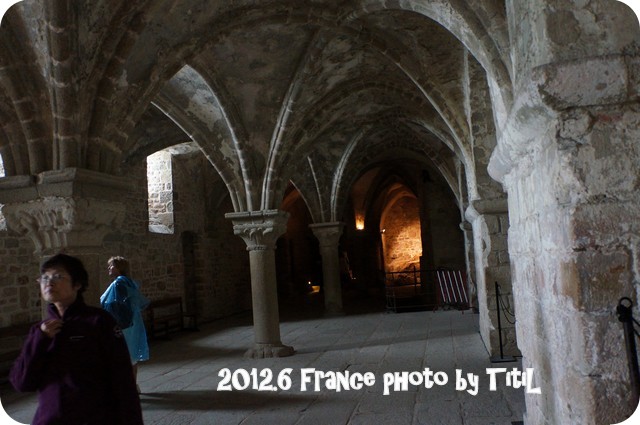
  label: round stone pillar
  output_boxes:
[309,222,344,316]
[225,210,294,358]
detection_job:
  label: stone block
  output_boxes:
[484,215,500,234]
[535,56,628,109]
[4,238,18,248]
[572,203,639,251]
[574,250,633,312]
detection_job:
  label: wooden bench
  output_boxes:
[145,297,196,339]
[0,322,37,383]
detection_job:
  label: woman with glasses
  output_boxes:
[10,253,143,425]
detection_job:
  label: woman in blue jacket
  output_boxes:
[101,256,150,391]
[10,253,143,425]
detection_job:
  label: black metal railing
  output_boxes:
[383,268,469,312]
[617,297,640,404]
[490,281,516,363]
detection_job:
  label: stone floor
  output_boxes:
[1,294,526,425]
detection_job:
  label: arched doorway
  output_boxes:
[379,187,422,273]
[344,162,466,309]
[277,184,321,300]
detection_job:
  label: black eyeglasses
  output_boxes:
[37,274,68,285]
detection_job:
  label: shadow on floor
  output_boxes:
[141,389,315,411]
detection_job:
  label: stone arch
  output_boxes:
[340,0,513,124]
[85,1,510,217]
[332,131,460,224]
[149,71,247,211]
[277,184,321,295]
[0,9,51,175]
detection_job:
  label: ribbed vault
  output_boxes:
[0,0,511,220]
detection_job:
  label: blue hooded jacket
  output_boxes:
[101,275,150,363]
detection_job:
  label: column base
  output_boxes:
[323,307,345,317]
[244,343,295,358]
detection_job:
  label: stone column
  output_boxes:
[465,198,516,357]
[225,209,294,358]
[417,171,436,272]
[309,222,344,316]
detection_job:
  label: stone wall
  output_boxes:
[382,195,421,272]
[102,153,252,322]
[506,101,640,425]
[428,184,467,271]
[0,236,41,328]
[173,153,253,318]
[0,152,252,332]
[279,194,320,295]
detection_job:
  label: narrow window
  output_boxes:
[147,150,174,234]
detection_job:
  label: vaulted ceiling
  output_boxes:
[0,0,511,221]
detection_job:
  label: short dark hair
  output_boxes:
[41,253,89,294]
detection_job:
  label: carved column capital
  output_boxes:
[2,197,125,254]
[309,222,344,248]
[225,210,289,251]
[464,198,508,223]
[0,168,130,254]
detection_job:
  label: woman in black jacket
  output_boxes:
[10,253,144,425]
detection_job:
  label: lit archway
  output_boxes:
[380,191,422,273]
